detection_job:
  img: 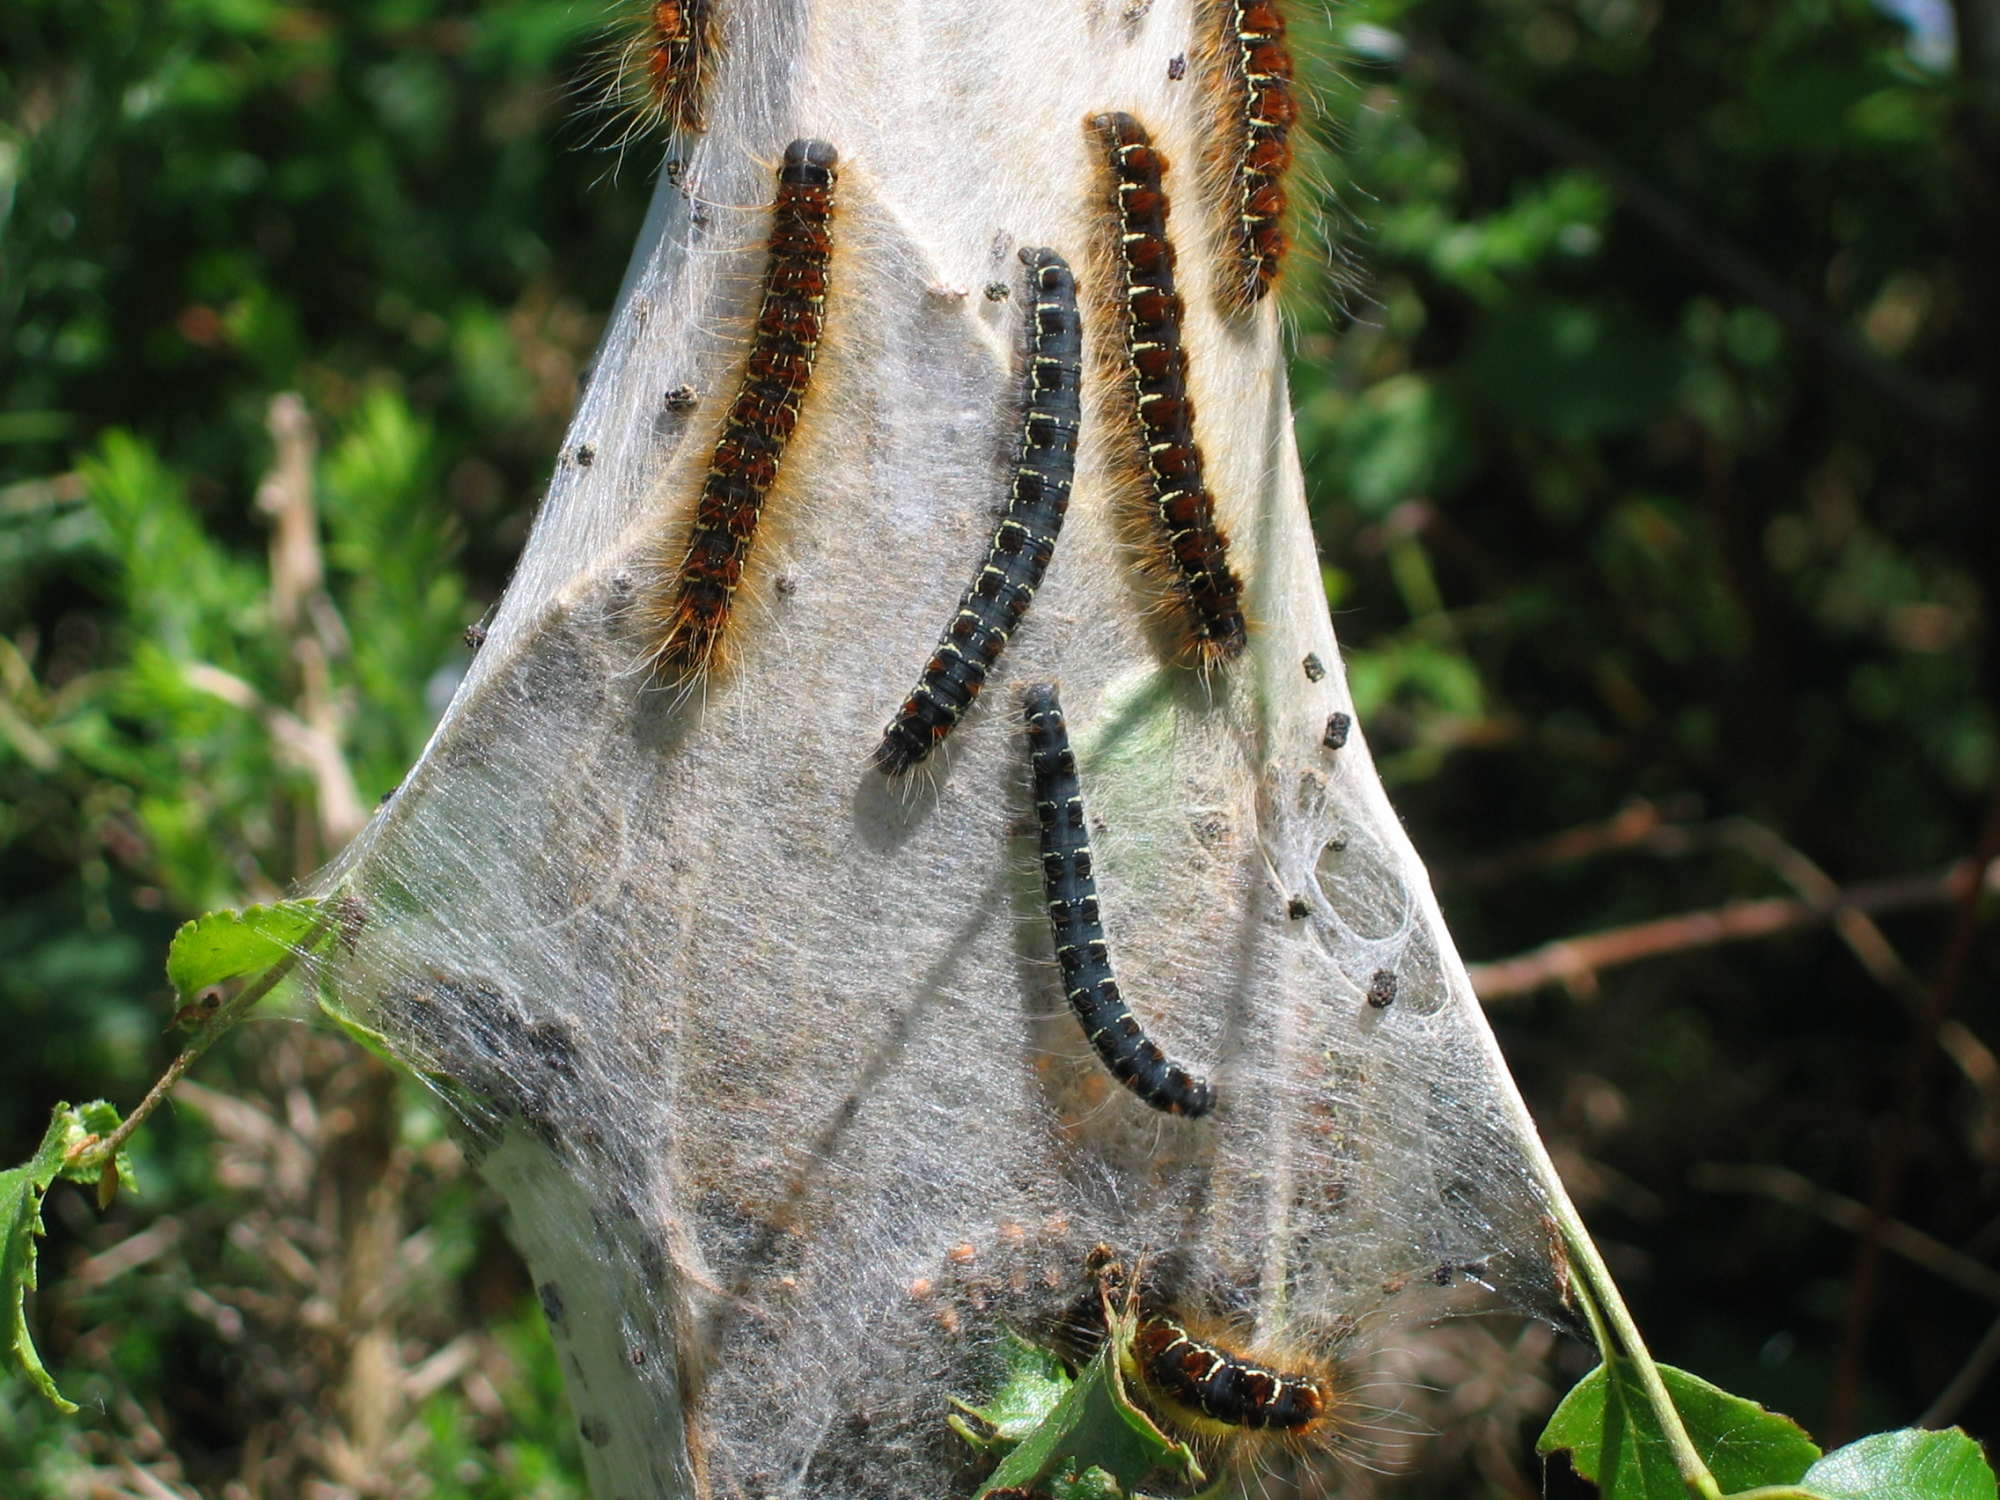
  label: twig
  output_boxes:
[1468,857,1997,1002]
[182,662,366,850]
[80,912,330,1168]
[1545,1192,1723,1499]
[1921,1309,2000,1428]
[255,393,364,850]
[1691,1163,2000,1306]
[1723,823,2000,1160]
[1452,808,2000,1125]
[1830,797,2000,1439]
[1438,797,1690,887]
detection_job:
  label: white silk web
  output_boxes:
[316,3,1578,1495]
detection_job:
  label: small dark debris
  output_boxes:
[377,782,401,807]
[773,574,797,597]
[463,622,488,652]
[1302,652,1325,682]
[578,1415,612,1447]
[664,384,699,413]
[170,993,222,1032]
[984,281,1010,302]
[1167,52,1187,80]
[1325,832,1349,854]
[629,1345,647,1366]
[638,1237,669,1289]
[1323,711,1352,750]
[528,1020,579,1076]
[1433,1258,1490,1286]
[538,1281,566,1323]
[575,444,596,467]
[335,893,370,950]
[1366,969,1397,1009]
[1287,896,1310,920]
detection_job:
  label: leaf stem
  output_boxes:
[73,912,331,1170]
[1545,1187,1724,1500]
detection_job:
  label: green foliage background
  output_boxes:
[2,0,1993,1494]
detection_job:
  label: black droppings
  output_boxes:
[1302,653,1325,682]
[1322,712,1352,750]
[1366,969,1397,1009]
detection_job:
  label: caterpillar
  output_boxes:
[1082,1247,1344,1456]
[598,0,723,145]
[1023,683,1216,1116]
[1206,0,1297,308]
[645,138,836,676]
[1089,111,1247,664]
[874,249,1083,775]
[1133,1316,1328,1433]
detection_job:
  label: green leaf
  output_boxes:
[1540,1361,1820,1497]
[951,1330,1075,1450]
[967,1308,1201,1499]
[1802,1428,1996,1500]
[164,898,324,1004]
[1044,1465,1123,1500]
[2,1101,133,1413]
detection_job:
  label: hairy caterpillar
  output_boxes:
[594,0,723,147]
[1080,1247,1352,1470]
[1203,0,1297,308]
[645,138,836,675]
[1089,111,1247,664]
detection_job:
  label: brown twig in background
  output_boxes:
[180,662,366,857]
[1691,1163,2000,1307]
[1455,807,2000,1132]
[1721,822,2000,1163]
[1437,796,1694,887]
[1467,855,1998,1003]
[1829,796,2000,1440]
[255,393,364,850]
[1923,1310,2000,1428]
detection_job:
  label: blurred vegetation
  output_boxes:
[1,0,1993,1495]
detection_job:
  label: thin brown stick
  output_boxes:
[1922,1309,2000,1428]
[1467,857,1997,1002]
[1437,797,1682,887]
[1691,1163,2000,1307]
[1829,798,2000,1440]
[78,914,329,1169]
[256,394,365,848]
[1719,821,2000,1155]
